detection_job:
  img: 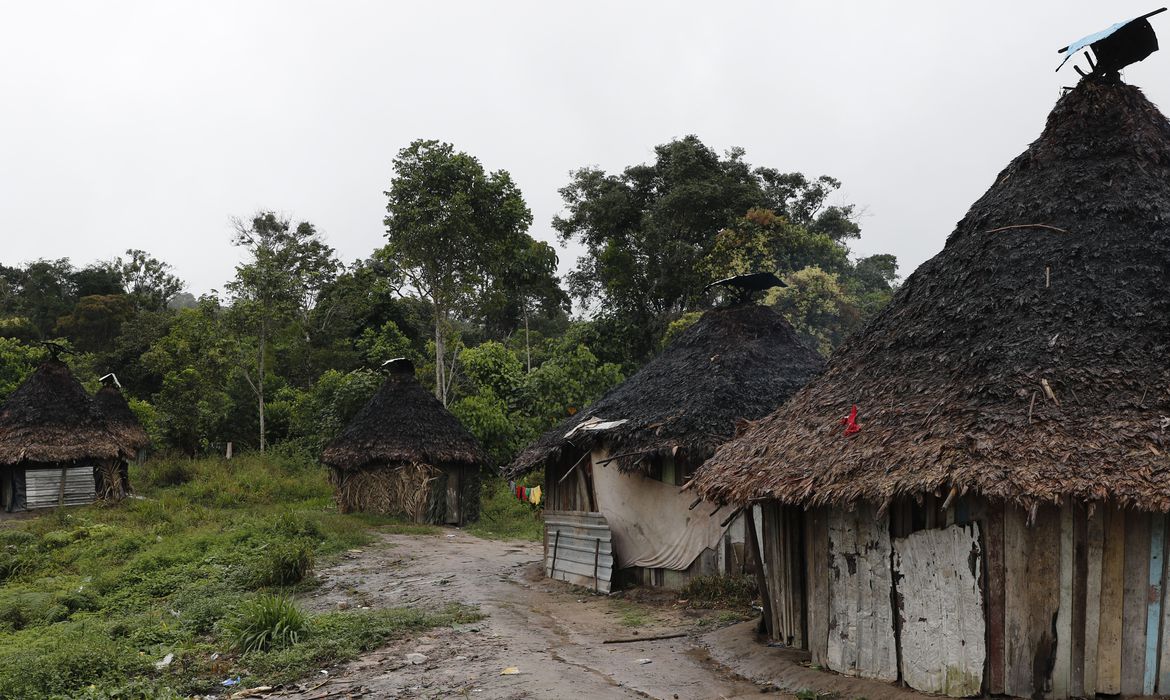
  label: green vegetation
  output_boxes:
[0,136,896,472]
[466,477,543,541]
[678,574,758,609]
[0,453,478,699]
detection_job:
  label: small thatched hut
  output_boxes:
[94,377,149,499]
[692,79,1170,698]
[320,358,486,525]
[508,302,823,592]
[0,358,127,512]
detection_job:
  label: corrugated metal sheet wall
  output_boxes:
[25,466,96,509]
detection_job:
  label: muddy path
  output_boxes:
[274,530,772,699]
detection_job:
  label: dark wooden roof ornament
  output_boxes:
[703,272,786,305]
[1057,8,1167,79]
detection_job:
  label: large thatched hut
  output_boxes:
[0,358,127,512]
[320,358,486,526]
[692,79,1170,698]
[508,302,823,592]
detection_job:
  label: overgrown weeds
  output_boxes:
[678,574,758,609]
[0,451,477,699]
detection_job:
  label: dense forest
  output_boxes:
[0,136,898,466]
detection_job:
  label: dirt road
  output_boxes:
[278,530,771,699]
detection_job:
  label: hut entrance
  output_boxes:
[749,503,807,648]
[445,469,460,525]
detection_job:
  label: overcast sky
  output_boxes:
[2,1,1166,298]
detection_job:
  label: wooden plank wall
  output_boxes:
[760,504,806,648]
[892,523,986,696]
[805,507,830,667]
[825,505,898,681]
[990,502,1170,699]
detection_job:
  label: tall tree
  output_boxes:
[118,249,185,311]
[383,139,534,405]
[555,135,891,362]
[227,212,341,451]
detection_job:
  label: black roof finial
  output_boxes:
[1057,8,1167,79]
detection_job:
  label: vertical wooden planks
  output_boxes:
[984,501,1007,695]
[1097,505,1126,694]
[1052,503,1074,698]
[1070,504,1087,698]
[745,506,775,641]
[805,507,830,667]
[825,505,898,681]
[1145,514,1165,695]
[893,523,986,696]
[1083,506,1104,696]
[1003,505,1061,699]
[1120,510,1150,696]
[1159,515,1170,693]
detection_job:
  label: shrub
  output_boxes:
[223,594,309,654]
[246,538,315,587]
[141,459,194,488]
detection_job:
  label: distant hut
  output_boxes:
[692,80,1170,698]
[0,358,127,512]
[94,374,150,498]
[508,300,823,592]
[320,358,486,525]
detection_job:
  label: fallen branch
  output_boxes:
[602,631,689,644]
[984,224,1070,235]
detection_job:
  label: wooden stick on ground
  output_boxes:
[602,631,689,644]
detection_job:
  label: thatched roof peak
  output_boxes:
[0,359,124,465]
[693,79,1170,512]
[506,303,824,477]
[320,368,486,471]
[95,383,150,453]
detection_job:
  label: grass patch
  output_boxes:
[610,600,653,628]
[465,476,542,541]
[0,451,471,699]
[678,574,758,609]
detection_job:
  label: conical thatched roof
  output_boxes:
[95,384,150,453]
[507,303,824,477]
[0,359,124,465]
[320,360,486,470]
[693,79,1170,512]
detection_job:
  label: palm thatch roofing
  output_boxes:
[320,360,486,471]
[507,303,824,477]
[693,79,1170,512]
[0,359,124,465]
[95,384,150,453]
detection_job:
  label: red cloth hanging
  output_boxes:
[516,485,525,501]
[840,405,861,436]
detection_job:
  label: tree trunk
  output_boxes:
[524,304,531,373]
[258,323,267,453]
[434,306,446,406]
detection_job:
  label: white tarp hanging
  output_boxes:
[590,450,727,570]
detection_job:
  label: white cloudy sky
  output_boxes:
[1,1,1166,297]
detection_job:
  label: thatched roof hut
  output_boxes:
[508,303,824,478]
[694,79,1170,512]
[95,383,150,455]
[321,359,486,525]
[0,358,123,466]
[688,80,1170,699]
[321,361,485,471]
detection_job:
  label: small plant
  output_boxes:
[223,594,309,653]
[248,539,315,587]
